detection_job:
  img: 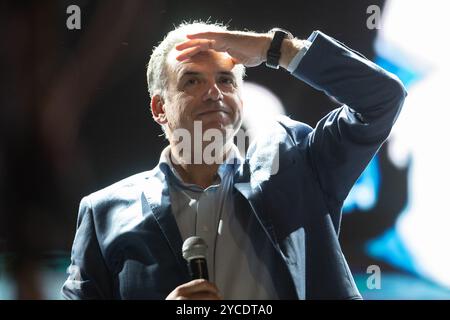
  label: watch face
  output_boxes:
[266,51,281,69]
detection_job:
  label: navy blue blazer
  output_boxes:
[62,31,406,300]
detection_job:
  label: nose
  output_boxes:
[202,82,223,102]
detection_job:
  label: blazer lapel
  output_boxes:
[141,172,189,279]
[234,162,281,254]
[234,160,302,299]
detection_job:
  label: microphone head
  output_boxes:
[182,236,208,261]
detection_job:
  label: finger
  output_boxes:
[176,46,203,61]
[186,31,226,40]
[166,280,222,300]
[186,292,222,300]
[231,57,242,65]
[177,279,219,295]
[174,293,221,300]
[176,41,226,61]
[176,39,216,51]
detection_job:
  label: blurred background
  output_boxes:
[1,0,449,299]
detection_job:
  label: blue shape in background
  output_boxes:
[343,156,380,212]
[345,52,425,275]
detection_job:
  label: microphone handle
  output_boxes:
[188,258,209,280]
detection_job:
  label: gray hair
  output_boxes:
[146,21,246,100]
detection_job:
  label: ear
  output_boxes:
[151,94,168,125]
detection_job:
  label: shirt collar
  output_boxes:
[158,144,244,190]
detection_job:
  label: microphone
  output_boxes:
[182,236,209,281]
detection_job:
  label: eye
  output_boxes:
[219,77,235,86]
[185,78,200,86]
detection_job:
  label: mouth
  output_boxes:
[196,109,230,117]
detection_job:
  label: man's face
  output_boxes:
[162,48,243,142]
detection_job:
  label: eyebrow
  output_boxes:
[179,71,200,79]
[178,71,236,80]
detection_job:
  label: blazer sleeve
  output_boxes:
[61,196,113,299]
[290,31,407,231]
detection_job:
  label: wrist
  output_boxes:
[261,34,273,63]
[279,38,304,70]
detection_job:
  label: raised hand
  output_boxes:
[175,30,272,67]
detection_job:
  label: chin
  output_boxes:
[200,122,234,140]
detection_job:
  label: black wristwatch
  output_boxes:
[265,28,293,69]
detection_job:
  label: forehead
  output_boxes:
[167,48,237,79]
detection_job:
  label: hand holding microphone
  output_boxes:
[165,236,222,300]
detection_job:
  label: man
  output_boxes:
[62,22,406,299]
